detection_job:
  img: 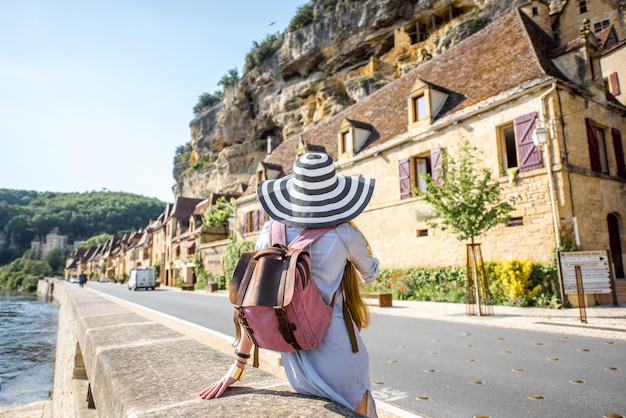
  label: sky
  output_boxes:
[0,0,306,203]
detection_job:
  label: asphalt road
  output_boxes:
[87,282,626,418]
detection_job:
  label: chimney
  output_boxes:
[267,136,273,154]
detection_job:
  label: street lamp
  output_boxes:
[532,123,548,146]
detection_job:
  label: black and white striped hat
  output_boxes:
[257,152,375,228]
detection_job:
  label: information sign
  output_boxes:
[559,250,612,295]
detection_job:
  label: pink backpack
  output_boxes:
[230,221,340,367]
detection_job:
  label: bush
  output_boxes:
[365,266,466,303]
[222,240,255,289]
[193,92,223,115]
[288,2,315,32]
[365,260,560,308]
[243,32,284,73]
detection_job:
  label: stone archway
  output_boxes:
[607,213,624,279]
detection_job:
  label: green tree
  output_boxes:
[288,2,315,32]
[218,68,239,90]
[202,197,235,228]
[79,233,113,249]
[419,140,516,315]
[193,92,223,115]
[44,248,66,275]
[243,32,284,73]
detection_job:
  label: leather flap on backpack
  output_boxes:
[242,249,294,307]
[230,251,256,305]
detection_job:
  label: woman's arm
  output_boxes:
[346,224,379,284]
[198,327,253,399]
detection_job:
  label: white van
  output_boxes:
[128,268,156,291]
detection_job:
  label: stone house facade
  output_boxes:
[234,4,626,289]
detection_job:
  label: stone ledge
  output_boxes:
[55,281,362,417]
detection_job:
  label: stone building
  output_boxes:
[234,5,626,296]
[31,227,73,257]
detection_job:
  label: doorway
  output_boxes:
[607,213,624,278]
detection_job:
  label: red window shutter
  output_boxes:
[259,208,267,225]
[514,112,543,172]
[612,128,626,178]
[252,210,259,231]
[586,118,602,173]
[398,158,411,199]
[609,72,620,96]
[430,147,443,184]
[242,212,249,234]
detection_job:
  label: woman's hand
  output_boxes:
[198,373,237,399]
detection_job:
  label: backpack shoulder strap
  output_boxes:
[269,220,334,249]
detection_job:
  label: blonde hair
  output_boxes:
[341,221,372,331]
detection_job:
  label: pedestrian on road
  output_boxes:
[199,152,380,417]
[78,272,87,288]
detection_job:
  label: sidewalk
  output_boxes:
[183,286,626,340]
[367,299,626,341]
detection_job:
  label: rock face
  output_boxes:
[174,0,527,199]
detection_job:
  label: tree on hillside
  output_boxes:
[78,233,114,249]
[45,248,66,275]
[419,140,516,316]
[0,189,164,267]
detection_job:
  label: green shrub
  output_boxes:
[243,32,284,73]
[222,240,255,289]
[365,260,560,308]
[288,2,315,32]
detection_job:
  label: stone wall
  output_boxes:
[44,279,362,417]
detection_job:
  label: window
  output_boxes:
[607,72,621,96]
[506,217,524,227]
[414,156,431,193]
[242,209,267,234]
[597,128,609,174]
[412,94,427,122]
[579,0,587,13]
[340,129,353,153]
[498,112,543,173]
[416,229,429,237]
[408,80,449,126]
[586,118,610,174]
[398,148,442,199]
[612,128,626,178]
[532,6,539,16]
[500,123,518,169]
[594,20,610,33]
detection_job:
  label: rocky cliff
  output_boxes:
[173,0,534,199]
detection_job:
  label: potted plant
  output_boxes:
[205,275,219,292]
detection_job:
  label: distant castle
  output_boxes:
[31,227,79,257]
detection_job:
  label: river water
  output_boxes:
[0,290,58,406]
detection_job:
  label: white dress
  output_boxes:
[255,221,379,417]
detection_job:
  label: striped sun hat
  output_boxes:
[257,152,375,228]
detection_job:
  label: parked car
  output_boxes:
[70,277,79,284]
[98,276,109,283]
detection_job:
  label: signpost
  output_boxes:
[558,250,613,295]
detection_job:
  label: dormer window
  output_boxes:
[340,129,353,153]
[256,161,284,185]
[408,79,449,126]
[413,94,427,122]
[337,119,373,158]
